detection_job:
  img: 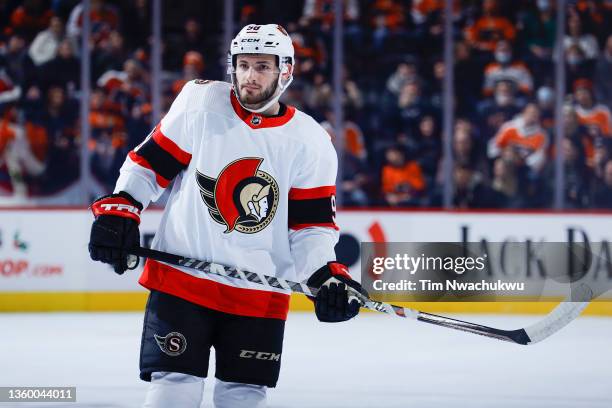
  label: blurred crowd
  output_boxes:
[1,0,611,208]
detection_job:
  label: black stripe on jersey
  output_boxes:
[288,197,335,225]
[134,138,187,181]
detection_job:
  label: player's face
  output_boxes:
[235,54,279,106]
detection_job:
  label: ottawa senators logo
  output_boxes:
[196,158,279,234]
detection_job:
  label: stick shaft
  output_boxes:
[130,247,587,345]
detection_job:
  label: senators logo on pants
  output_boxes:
[154,332,187,356]
[196,158,279,234]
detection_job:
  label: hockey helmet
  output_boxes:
[228,24,294,113]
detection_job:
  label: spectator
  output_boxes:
[386,60,420,97]
[491,157,524,208]
[449,164,502,208]
[290,23,327,76]
[4,35,29,87]
[483,41,533,97]
[302,0,360,32]
[67,0,119,46]
[395,81,433,136]
[89,86,127,192]
[571,0,606,41]
[519,0,556,62]
[564,12,599,60]
[592,159,612,208]
[305,73,329,117]
[453,122,477,167]
[477,80,523,141]
[488,103,548,174]
[448,119,488,180]
[118,59,151,147]
[92,30,129,82]
[562,136,592,208]
[100,59,149,111]
[320,110,371,207]
[574,79,612,138]
[28,16,64,66]
[28,86,79,197]
[321,110,367,161]
[7,0,54,41]
[564,104,595,167]
[464,0,516,54]
[89,88,124,138]
[280,81,307,112]
[0,69,22,106]
[593,138,612,180]
[0,107,47,201]
[307,70,363,117]
[119,0,150,51]
[39,39,80,93]
[536,86,555,131]
[171,52,206,97]
[594,34,612,109]
[411,0,451,25]
[454,40,483,117]
[368,0,406,51]
[413,115,441,184]
[164,18,221,79]
[381,146,425,206]
[340,150,372,207]
[565,44,593,89]
[427,59,445,109]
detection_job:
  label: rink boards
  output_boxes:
[0,208,611,314]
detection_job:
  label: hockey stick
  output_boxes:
[129,246,592,345]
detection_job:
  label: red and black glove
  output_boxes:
[89,192,142,275]
[306,262,369,323]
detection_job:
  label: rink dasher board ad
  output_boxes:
[0,209,611,312]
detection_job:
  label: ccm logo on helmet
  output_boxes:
[239,350,281,361]
[241,38,260,42]
[100,203,140,215]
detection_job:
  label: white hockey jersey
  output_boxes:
[114,80,339,320]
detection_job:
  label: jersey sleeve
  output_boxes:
[114,80,196,208]
[288,130,340,281]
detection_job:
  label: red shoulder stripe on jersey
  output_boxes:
[230,90,296,129]
[151,123,192,165]
[139,259,291,320]
[128,151,171,188]
[289,186,336,200]
[289,222,339,231]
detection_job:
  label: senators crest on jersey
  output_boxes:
[196,158,279,234]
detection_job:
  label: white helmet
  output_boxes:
[228,24,294,113]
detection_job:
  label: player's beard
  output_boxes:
[238,75,279,110]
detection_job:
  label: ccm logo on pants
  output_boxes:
[239,350,281,361]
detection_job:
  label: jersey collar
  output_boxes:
[230,90,296,129]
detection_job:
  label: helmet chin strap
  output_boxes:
[233,71,293,115]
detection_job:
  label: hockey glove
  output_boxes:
[89,192,142,275]
[306,262,369,323]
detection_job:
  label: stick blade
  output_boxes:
[521,283,593,345]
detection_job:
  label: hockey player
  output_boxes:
[88,24,367,408]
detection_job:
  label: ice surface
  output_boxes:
[1,312,610,407]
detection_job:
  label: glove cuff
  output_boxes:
[327,262,352,280]
[307,261,351,288]
[90,192,143,224]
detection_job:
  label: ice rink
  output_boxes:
[1,311,611,408]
